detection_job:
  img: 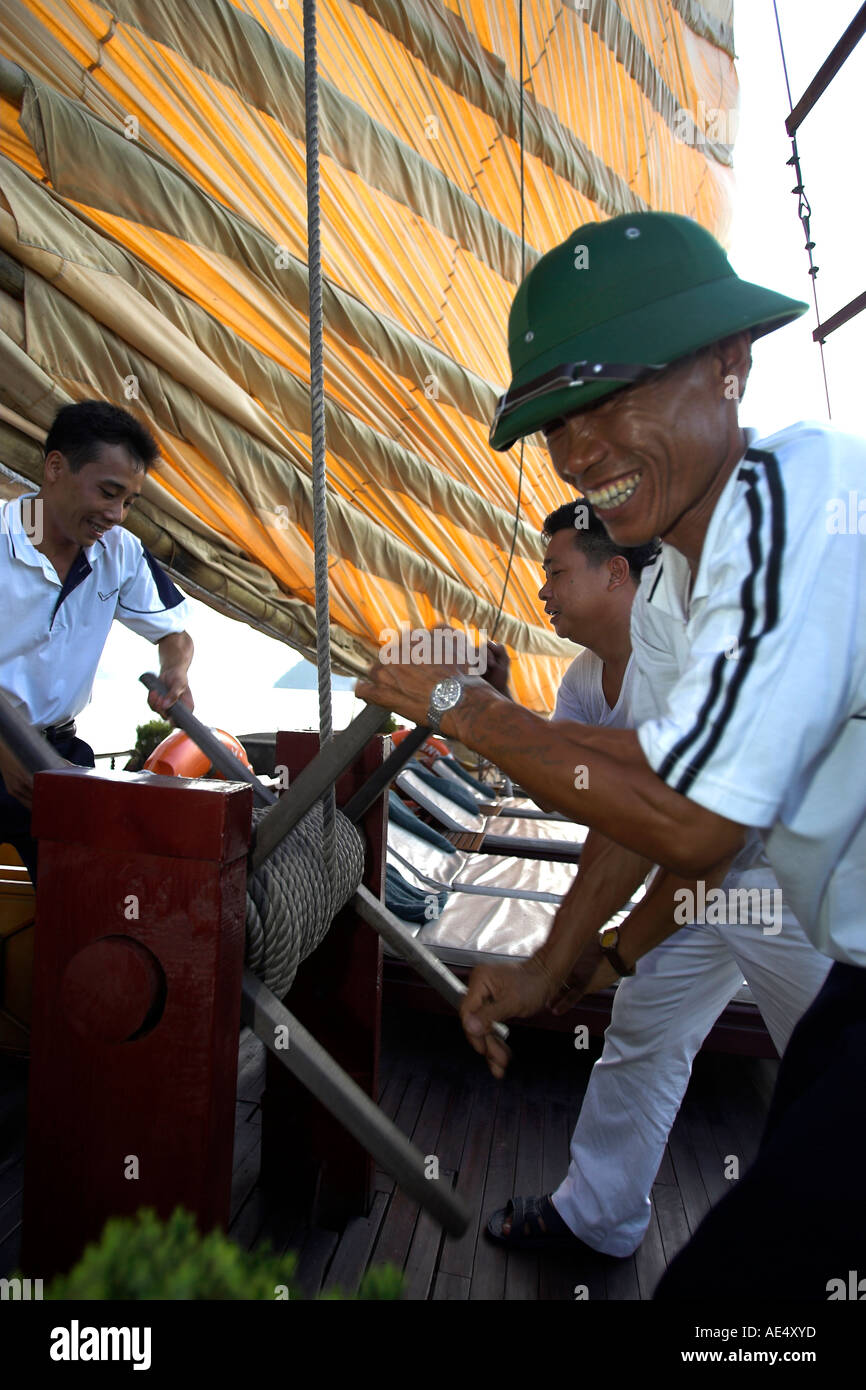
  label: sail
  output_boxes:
[0,1,736,710]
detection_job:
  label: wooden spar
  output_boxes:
[242,968,469,1235]
[342,723,430,823]
[139,673,277,806]
[248,702,391,869]
[141,682,508,1039]
[354,884,508,1042]
[0,691,67,773]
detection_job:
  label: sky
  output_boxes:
[77,0,866,760]
[729,0,864,437]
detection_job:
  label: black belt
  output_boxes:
[41,719,77,745]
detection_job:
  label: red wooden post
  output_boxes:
[21,766,251,1279]
[259,732,387,1228]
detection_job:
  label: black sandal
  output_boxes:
[486,1194,576,1248]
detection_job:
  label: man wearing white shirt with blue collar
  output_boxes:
[0,399,194,880]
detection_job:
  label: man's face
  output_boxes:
[538,528,612,643]
[43,444,145,549]
[541,341,747,551]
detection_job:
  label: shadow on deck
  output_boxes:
[0,1011,778,1299]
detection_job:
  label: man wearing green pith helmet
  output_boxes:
[357,211,866,1299]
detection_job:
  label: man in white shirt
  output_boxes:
[484,500,828,1257]
[356,211,866,1296]
[0,399,195,880]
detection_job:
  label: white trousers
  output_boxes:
[550,870,831,1256]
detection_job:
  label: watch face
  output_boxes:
[430,676,463,714]
[599,926,618,950]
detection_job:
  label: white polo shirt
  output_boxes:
[632,422,866,967]
[1,492,191,729]
[553,649,635,728]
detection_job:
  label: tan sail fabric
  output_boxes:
[0,0,736,710]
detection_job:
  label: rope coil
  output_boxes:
[245,803,365,997]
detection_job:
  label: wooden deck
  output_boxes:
[0,1010,779,1298]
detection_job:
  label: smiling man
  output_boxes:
[0,399,194,880]
[480,500,829,1259]
[356,212,866,1298]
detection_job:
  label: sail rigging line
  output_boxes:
[303,0,336,877]
[491,0,527,645]
[772,0,832,419]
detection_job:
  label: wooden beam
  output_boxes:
[812,290,866,343]
[354,884,508,1043]
[786,3,866,135]
[242,968,470,1235]
[139,672,277,807]
[249,703,390,869]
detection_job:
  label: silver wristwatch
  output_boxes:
[426,673,472,734]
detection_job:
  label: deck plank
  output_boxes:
[432,1270,471,1300]
[323,1190,389,1296]
[373,1071,411,1195]
[681,1101,730,1209]
[294,1226,339,1298]
[437,1077,498,1281]
[667,1113,712,1236]
[538,1095,603,1301]
[371,1070,446,1271]
[655,1144,677,1186]
[503,1087,544,1302]
[401,1199,449,1301]
[652,1180,691,1267]
[634,1203,667,1300]
[468,1081,520,1300]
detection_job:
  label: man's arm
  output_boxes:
[458,828,651,1075]
[148,631,195,714]
[355,664,744,875]
[460,835,737,1075]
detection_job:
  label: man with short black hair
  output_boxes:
[0,399,195,879]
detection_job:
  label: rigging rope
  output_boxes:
[303,0,336,871]
[772,0,832,418]
[246,803,365,997]
[491,0,527,641]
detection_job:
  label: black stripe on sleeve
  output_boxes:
[646,560,664,603]
[656,451,786,794]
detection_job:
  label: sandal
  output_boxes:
[486,1194,577,1248]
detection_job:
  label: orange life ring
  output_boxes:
[143,728,254,779]
[390,726,450,769]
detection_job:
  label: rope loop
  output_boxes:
[245,803,364,997]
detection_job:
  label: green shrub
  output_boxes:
[40,1207,402,1301]
[124,719,173,772]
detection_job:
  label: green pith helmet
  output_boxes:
[489,212,808,451]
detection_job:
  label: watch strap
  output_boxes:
[598,927,635,977]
